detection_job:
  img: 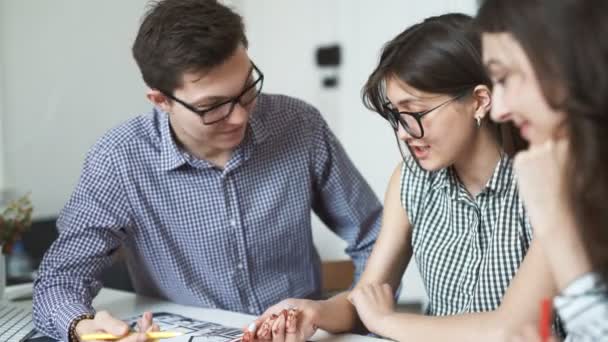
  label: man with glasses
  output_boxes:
[32,0,381,341]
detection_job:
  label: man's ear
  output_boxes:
[471,84,492,121]
[146,89,172,113]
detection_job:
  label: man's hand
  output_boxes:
[75,311,159,342]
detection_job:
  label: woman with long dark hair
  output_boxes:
[249,13,563,342]
[477,0,608,340]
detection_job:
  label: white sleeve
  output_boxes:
[555,273,608,341]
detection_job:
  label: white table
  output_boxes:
[6,284,382,342]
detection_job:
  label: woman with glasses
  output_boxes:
[251,13,562,342]
[478,0,608,340]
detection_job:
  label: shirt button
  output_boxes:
[237,263,244,270]
[230,219,237,227]
[249,306,256,314]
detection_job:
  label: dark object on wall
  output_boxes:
[316,44,341,67]
[323,77,338,88]
[315,44,341,88]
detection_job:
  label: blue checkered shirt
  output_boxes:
[32,94,382,341]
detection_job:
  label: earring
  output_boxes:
[475,116,482,128]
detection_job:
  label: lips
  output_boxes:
[220,126,244,135]
[409,144,431,159]
[517,121,531,141]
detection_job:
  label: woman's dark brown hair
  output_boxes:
[477,0,608,282]
[362,13,525,157]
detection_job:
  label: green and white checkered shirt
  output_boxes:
[401,154,532,315]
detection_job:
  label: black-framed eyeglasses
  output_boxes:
[381,92,467,138]
[162,61,264,125]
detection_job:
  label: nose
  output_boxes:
[396,123,411,141]
[490,87,512,123]
[226,102,250,125]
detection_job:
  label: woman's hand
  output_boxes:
[244,298,322,342]
[348,283,395,334]
[513,139,571,237]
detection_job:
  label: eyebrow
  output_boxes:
[394,99,416,107]
[190,95,231,107]
[395,96,440,109]
[187,65,255,106]
[190,82,254,107]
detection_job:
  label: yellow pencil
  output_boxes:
[80,331,183,341]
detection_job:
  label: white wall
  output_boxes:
[1,0,477,304]
[0,0,151,218]
[0,13,6,194]
[0,48,5,193]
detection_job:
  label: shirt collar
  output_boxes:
[484,153,513,196]
[429,152,512,199]
[430,167,450,192]
[248,94,270,145]
[158,109,188,172]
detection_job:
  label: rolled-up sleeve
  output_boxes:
[33,145,131,341]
